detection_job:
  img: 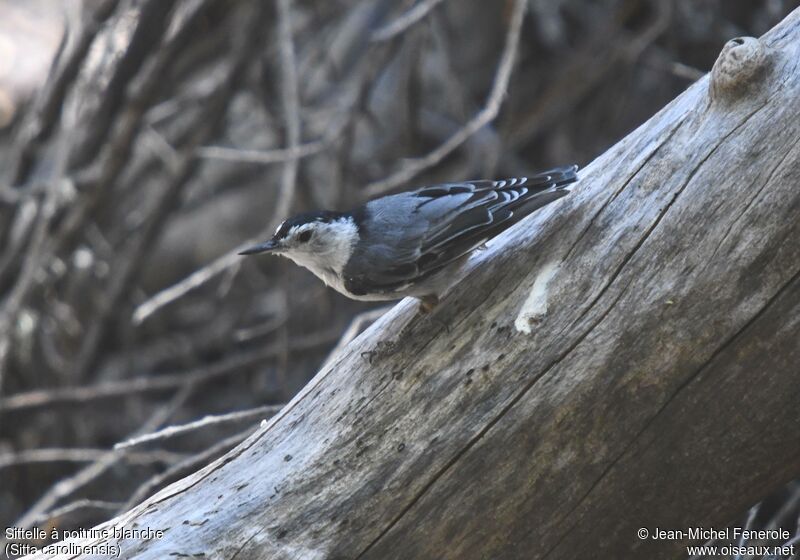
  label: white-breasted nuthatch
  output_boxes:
[240,165,578,312]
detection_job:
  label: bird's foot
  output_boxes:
[417,295,451,333]
[418,295,439,314]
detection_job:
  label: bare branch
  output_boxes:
[10,384,193,533]
[28,500,123,528]
[121,427,254,511]
[0,448,184,470]
[363,0,527,197]
[274,0,302,222]
[195,139,325,164]
[0,327,339,413]
[371,0,448,42]
[114,403,284,450]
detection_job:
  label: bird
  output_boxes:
[239,165,578,313]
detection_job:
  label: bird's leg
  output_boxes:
[417,294,451,333]
[418,294,439,314]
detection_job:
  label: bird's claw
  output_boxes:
[418,295,439,314]
[416,295,451,333]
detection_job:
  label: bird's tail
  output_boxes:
[510,164,579,217]
[529,164,579,191]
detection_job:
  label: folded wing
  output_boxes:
[344,165,578,296]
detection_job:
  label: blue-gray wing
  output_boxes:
[344,165,578,295]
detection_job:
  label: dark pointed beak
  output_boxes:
[238,239,279,255]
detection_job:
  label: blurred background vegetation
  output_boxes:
[0,0,798,555]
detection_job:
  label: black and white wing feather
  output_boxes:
[343,165,578,296]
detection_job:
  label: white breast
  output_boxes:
[296,259,402,301]
[284,217,399,301]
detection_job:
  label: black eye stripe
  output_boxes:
[273,210,346,241]
[274,221,291,240]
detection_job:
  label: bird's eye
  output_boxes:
[298,230,312,243]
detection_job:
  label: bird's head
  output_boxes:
[239,211,358,274]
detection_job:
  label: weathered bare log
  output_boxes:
[29,8,800,560]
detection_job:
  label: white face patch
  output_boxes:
[281,217,358,295]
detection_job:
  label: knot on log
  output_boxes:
[710,37,770,101]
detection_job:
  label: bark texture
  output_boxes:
[29,8,800,560]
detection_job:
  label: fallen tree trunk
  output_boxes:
[31,9,800,560]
